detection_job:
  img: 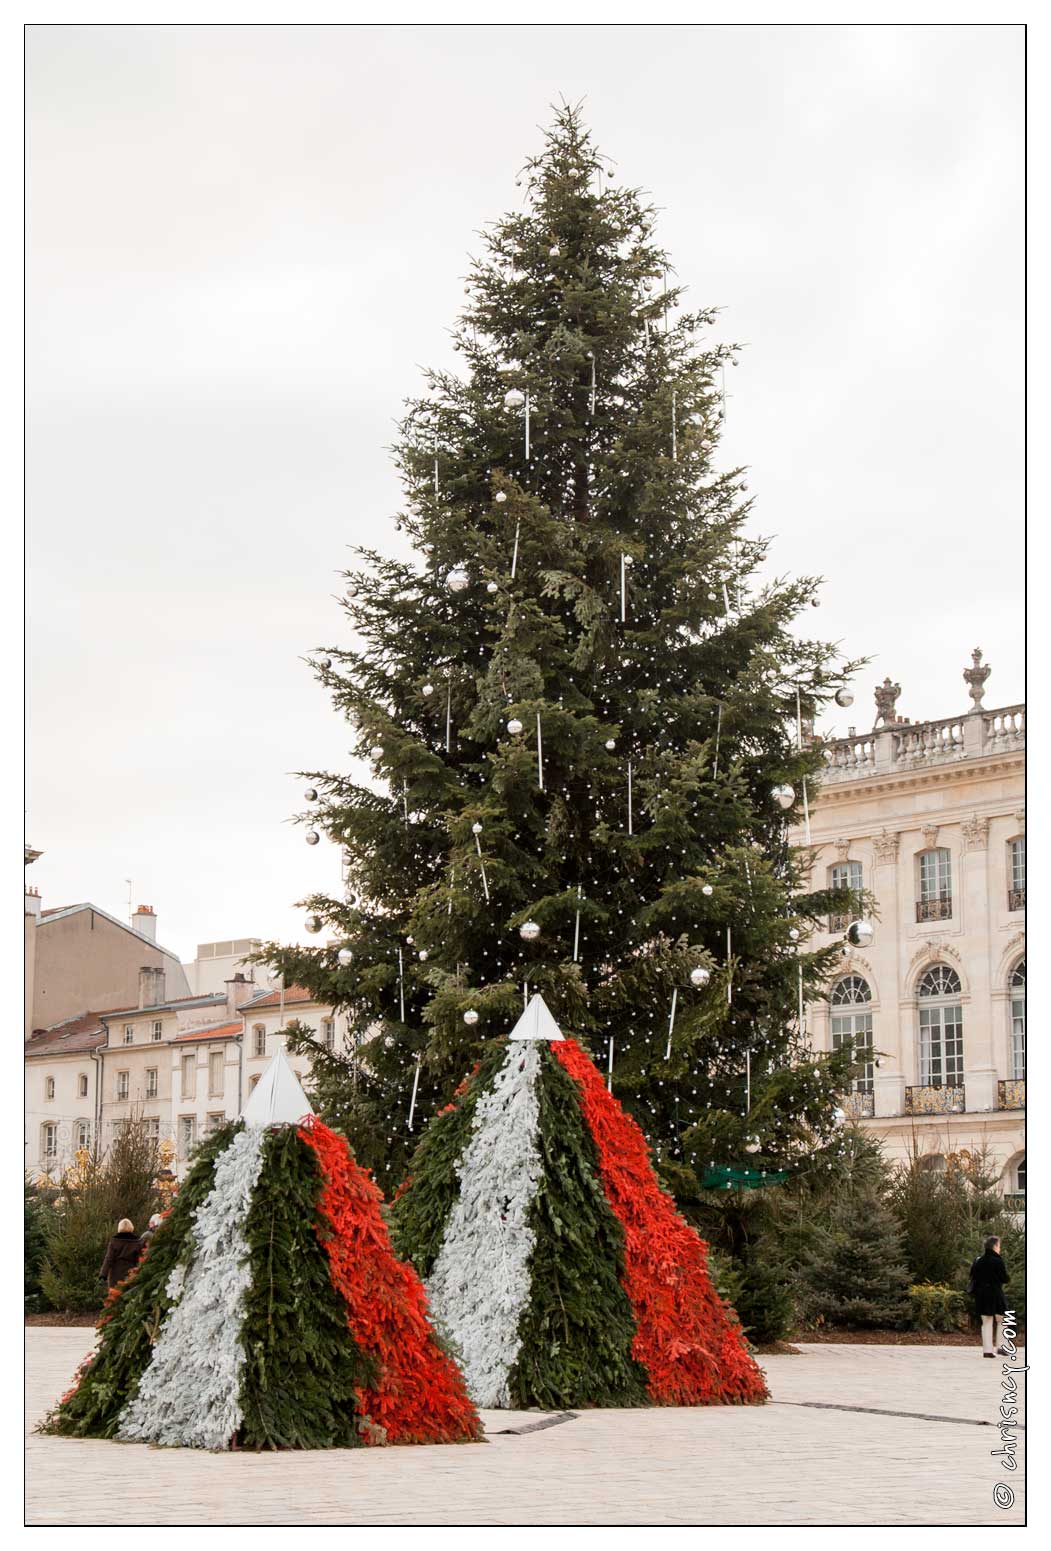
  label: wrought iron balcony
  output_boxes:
[828,912,850,933]
[904,1084,966,1115]
[1003,1193,1026,1212]
[843,1090,875,1119]
[916,897,952,923]
[998,1079,1025,1111]
[1008,888,1026,912]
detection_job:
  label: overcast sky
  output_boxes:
[26,24,1024,963]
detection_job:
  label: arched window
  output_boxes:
[830,976,874,1093]
[1010,961,1025,1080]
[1008,837,1025,911]
[1016,1156,1026,1194]
[917,847,953,922]
[918,965,963,1087]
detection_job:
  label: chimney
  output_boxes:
[25,885,42,920]
[138,965,166,1008]
[225,972,256,1016]
[132,904,158,941]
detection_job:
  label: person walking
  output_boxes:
[139,1213,164,1250]
[969,1234,1009,1357]
[99,1218,143,1290]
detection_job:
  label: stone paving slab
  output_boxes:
[25,1330,1025,1526]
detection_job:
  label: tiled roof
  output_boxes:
[240,985,319,1011]
[170,1022,242,1044]
[102,993,225,1020]
[25,1011,109,1058]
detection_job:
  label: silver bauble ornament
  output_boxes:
[835,687,855,708]
[788,927,800,942]
[463,1009,479,1026]
[605,738,616,751]
[305,829,320,846]
[337,947,353,967]
[846,919,875,948]
[772,783,795,810]
[471,822,483,835]
[418,949,428,961]
[702,883,714,897]
[304,787,318,803]
[447,568,469,593]
[494,491,507,504]
[519,920,541,942]
[305,914,323,934]
[549,245,560,257]
[422,683,434,697]
[486,581,499,594]
[689,966,711,988]
[745,1137,762,1154]
[507,718,524,736]
[370,745,384,760]
[503,388,525,410]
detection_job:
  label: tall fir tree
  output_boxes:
[264,104,865,1191]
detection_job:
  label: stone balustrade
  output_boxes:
[818,704,1025,784]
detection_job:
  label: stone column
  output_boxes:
[871,829,903,1104]
[960,813,996,1113]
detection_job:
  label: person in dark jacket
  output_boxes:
[99,1219,143,1289]
[970,1235,1009,1357]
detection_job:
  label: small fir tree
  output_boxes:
[265,103,864,1190]
[803,1188,911,1329]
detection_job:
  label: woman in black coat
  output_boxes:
[99,1218,143,1290]
[970,1235,1009,1356]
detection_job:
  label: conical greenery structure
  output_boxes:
[389,997,768,1409]
[43,1105,480,1450]
[265,103,863,1190]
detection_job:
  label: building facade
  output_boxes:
[797,654,1024,1203]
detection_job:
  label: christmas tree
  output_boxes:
[265,102,864,1191]
[389,996,767,1409]
[43,1053,480,1450]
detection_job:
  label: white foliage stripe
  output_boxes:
[117,1126,268,1449]
[425,1040,544,1407]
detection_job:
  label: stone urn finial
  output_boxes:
[874,676,901,726]
[964,647,991,709]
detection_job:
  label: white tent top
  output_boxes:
[240,1045,315,1125]
[508,993,565,1042]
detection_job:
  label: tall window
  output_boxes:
[44,1076,55,1101]
[179,1115,196,1157]
[117,1070,130,1101]
[146,1067,159,1099]
[1010,961,1026,1081]
[1016,1157,1026,1195]
[208,1049,224,1096]
[828,861,862,933]
[1008,838,1025,911]
[145,1117,160,1142]
[123,1024,135,1044]
[253,1025,266,1058]
[41,1123,57,1163]
[829,976,874,1093]
[205,1112,225,1136]
[76,1120,91,1149]
[918,965,964,1086]
[321,1018,335,1051]
[152,1019,164,1042]
[917,849,952,921]
[180,1053,195,1100]
[78,1073,88,1097]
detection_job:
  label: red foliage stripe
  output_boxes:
[297,1118,481,1444]
[552,1039,768,1406]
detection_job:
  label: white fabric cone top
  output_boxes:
[507,993,565,1042]
[240,1044,315,1125]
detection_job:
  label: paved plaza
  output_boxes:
[26,1329,1025,1525]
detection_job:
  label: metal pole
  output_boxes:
[407,1057,421,1131]
[665,987,678,1061]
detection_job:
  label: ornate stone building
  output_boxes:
[796,652,1024,1203]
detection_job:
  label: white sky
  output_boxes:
[26,24,1024,962]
